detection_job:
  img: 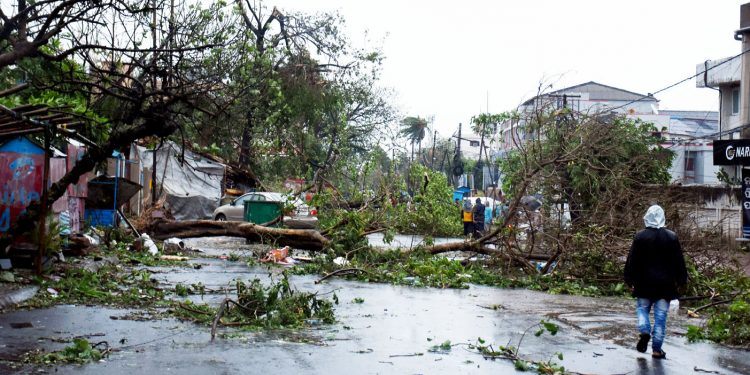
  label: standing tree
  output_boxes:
[399,116,429,162]
[470,113,507,191]
[189,0,397,189]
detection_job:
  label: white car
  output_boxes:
[212,192,318,229]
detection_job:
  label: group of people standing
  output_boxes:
[460,197,490,238]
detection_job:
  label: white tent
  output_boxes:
[136,141,224,220]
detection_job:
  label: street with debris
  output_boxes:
[0,237,747,375]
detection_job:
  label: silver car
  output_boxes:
[212,192,318,229]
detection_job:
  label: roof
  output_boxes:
[659,110,719,122]
[0,101,97,149]
[664,111,719,138]
[523,81,657,105]
[0,103,84,139]
[0,136,44,154]
[696,56,741,88]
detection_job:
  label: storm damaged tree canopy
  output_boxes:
[0,0,125,68]
[0,0,239,236]
[498,106,672,230]
[188,0,396,186]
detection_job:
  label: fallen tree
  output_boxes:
[148,220,331,251]
[145,216,542,272]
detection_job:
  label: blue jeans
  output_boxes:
[636,298,669,351]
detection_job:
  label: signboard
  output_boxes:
[713,140,750,165]
[743,169,750,239]
[0,139,44,232]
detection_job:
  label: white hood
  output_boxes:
[643,205,666,229]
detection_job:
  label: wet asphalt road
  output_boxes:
[0,236,748,375]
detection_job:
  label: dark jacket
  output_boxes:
[473,202,486,223]
[624,227,688,301]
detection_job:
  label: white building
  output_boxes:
[661,110,720,185]
[696,57,742,136]
[696,57,743,183]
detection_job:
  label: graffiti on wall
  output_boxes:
[0,153,43,232]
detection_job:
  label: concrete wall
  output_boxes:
[720,84,742,135]
[644,184,742,239]
[696,57,741,88]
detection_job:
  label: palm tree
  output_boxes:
[400,116,429,162]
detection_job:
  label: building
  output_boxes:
[696,56,743,182]
[660,110,720,185]
[498,82,659,153]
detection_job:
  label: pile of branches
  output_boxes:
[174,272,336,339]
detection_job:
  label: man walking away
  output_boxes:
[472,198,486,238]
[462,199,474,236]
[624,205,688,360]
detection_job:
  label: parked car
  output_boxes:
[212,192,318,229]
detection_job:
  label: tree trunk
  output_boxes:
[147,220,331,251]
[239,108,253,165]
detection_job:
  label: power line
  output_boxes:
[664,122,750,148]
[609,48,750,112]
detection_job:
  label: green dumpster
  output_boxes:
[244,200,284,226]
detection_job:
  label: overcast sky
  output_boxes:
[273,0,747,137]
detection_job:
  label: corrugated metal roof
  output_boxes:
[660,110,719,122]
[665,111,719,138]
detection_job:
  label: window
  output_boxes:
[685,153,695,172]
[685,151,696,182]
[235,195,251,205]
[469,140,480,147]
[732,87,740,115]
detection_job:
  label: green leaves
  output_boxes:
[400,116,430,144]
[174,272,336,329]
[428,339,453,353]
[513,360,530,371]
[390,164,462,237]
[37,338,104,364]
[542,320,559,335]
[686,324,705,342]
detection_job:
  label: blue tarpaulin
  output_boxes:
[453,186,471,202]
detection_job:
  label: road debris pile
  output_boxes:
[174,272,336,338]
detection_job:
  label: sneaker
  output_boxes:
[636,333,650,353]
[652,350,666,359]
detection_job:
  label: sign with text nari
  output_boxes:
[714,140,750,165]
[743,169,750,239]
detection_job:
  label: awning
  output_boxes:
[85,175,142,209]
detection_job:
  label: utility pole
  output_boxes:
[456,123,462,155]
[737,2,750,238]
[150,0,158,205]
[740,3,750,139]
[455,122,462,186]
[430,131,437,170]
